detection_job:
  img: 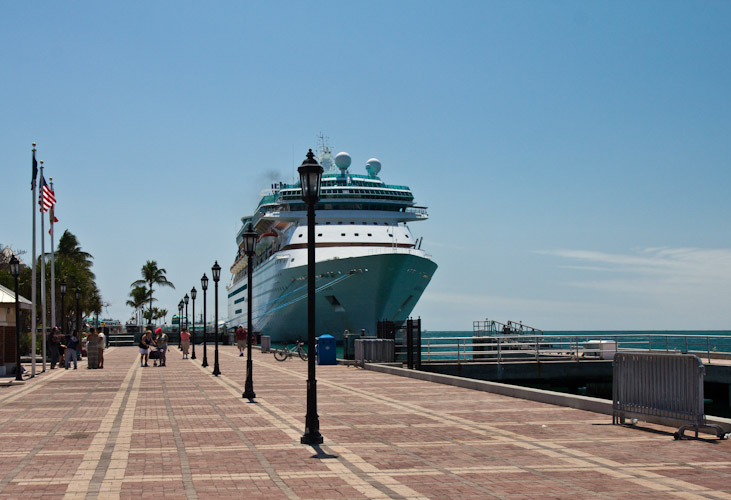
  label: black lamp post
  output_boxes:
[184,293,189,341]
[242,223,258,399]
[201,274,209,367]
[60,279,67,336]
[212,261,221,376]
[190,287,197,360]
[298,149,324,445]
[10,256,22,381]
[74,287,81,333]
[178,300,184,348]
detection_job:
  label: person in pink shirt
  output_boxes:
[236,325,246,357]
[181,327,191,359]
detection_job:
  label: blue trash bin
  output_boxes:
[317,334,337,365]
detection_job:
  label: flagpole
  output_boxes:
[31,144,38,378]
[39,161,46,376]
[46,178,56,373]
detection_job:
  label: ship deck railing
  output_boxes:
[419,333,731,364]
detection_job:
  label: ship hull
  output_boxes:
[228,251,436,343]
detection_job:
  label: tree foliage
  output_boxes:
[131,260,174,326]
[55,230,101,332]
[0,232,102,337]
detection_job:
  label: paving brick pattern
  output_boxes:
[1,346,731,499]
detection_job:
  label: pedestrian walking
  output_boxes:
[86,328,99,369]
[180,327,191,359]
[155,327,168,367]
[139,330,152,367]
[98,329,105,369]
[48,327,61,369]
[64,330,80,370]
[236,325,246,357]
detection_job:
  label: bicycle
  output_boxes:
[273,341,308,361]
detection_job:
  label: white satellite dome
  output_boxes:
[334,152,351,173]
[365,158,381,177]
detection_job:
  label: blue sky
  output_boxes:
[2,1,729,330]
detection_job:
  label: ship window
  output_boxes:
[389,234,393,237]
[298,234,303,238]
[341,233,345,236]
[405,235,410,238]
[354,233,359,236]
[338,221,342,225]
[326,222,331,225]
[350,222,355,224]
[318,233,322,237]
[368,233,372,236]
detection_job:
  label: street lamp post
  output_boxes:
[212,261,221,376]
[242,223,258,399]
[178,300,184,349]
[60,279,67,336]
[298,149,324,445]
[10,256,22,381]
[74,288,81,333]
[201,274,209,367]
[190,287,197,360]
[184,293,189,343]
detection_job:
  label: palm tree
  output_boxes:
[131,261,174,327]
[126,286,150,310]
[56,231,99,332]
[156,308,168,324]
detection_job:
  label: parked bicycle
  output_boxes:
[273,341,308,361]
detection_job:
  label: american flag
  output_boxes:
[39,175,56,213]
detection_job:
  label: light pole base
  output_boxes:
[242,390,256,399]
[300,431,323,445]
[202,358,208,367]
[212,365,221,376]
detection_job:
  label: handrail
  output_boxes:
[415,333,731,365]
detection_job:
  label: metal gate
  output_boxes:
[613,352,727,439]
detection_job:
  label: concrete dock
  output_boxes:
[2,346,731,499]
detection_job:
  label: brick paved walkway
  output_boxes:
[1,346,731,499]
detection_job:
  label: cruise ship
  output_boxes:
[226,143,437,343]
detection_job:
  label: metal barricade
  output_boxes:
[613,352,727,439]
[354,338,395,366]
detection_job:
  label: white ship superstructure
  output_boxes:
[227,143,437,343]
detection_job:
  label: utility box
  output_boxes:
[583,340,617,360]
[317,334,337,365]
[260,335,271,353]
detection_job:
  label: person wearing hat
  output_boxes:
[139,329,153,367]
[155,327,168,366]
[236,325,246,357]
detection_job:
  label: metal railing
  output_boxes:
[613,352,728,439]
[418,333,731,364]
[354,338,395,366]
[473,319,543,336]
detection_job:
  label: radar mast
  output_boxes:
[317,133,336,172]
